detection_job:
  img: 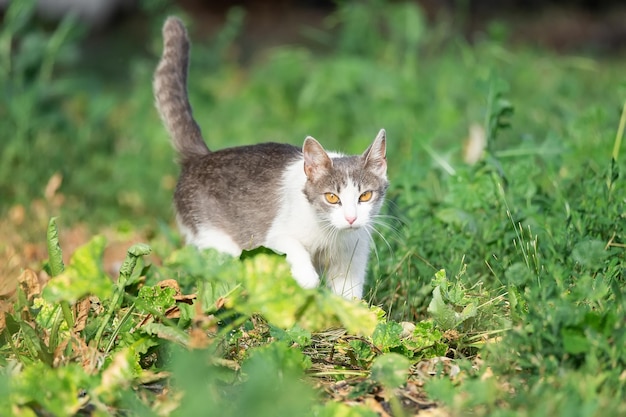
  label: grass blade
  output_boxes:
[46,217,64,277]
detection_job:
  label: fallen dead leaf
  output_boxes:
[157,279,180,294]
[44,172,63,202]
[74,298,91,333]
[18,268,42,300]
[188,327,211,349]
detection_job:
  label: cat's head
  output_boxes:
[302,129,388,231]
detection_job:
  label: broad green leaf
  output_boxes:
[427,285,477,330]
[370,353,410,388]
[94,349,139,402]
[402,321,448,359]
[349,339,375,364]
[141,322,189,346]
[371,321,403,351]
[561,328,590,355]
[137,285,176,314]
[328,296,378,336]
[270,324,312,347]
[239,253,309,328]
[43,235,111,304]
[571,239,609,270]
[11,362,94,415]
[427,285,458,329]
[239,253,377,335]
[46,217,64,277]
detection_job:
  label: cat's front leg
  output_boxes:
[266,237,320,289]
[326,239,370,299]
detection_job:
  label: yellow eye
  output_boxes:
[325,193,340,204]
[359,191,373,202]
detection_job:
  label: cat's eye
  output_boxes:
[359,191,373,202]
[325,193,340,204]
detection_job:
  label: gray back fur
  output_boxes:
[175,143,302,249]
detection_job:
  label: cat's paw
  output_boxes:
[290,263,320,289]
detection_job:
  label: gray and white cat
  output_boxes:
[153,17,388,299]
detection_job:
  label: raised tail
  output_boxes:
[153,17,210,159]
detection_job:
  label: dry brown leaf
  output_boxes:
[215,296,226,310]
[363,396,392,417]
[74,298,91,333]
[157,279,181,295]
[44,172,63,201]
[164,305,180,319]
[173,293,196,304]
[18,268,42,300]
[188,328,210,349]
[53,339,70,367]
[8,204,25,226]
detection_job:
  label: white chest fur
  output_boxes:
[263,160,372,298]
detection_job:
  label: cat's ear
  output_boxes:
[362,129,387,176]
[303,136,333,180]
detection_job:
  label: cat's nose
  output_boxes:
[345,215,357,225]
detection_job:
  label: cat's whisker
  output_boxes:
[363,227,381,266]
[372,214,403,234]
[367,224,394,257]
[371,222,401,243]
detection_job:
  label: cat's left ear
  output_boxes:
[362,129,387,176]
[303,136,333,180]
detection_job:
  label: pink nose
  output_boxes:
[345,216,356,225]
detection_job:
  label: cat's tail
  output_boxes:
[154,17,210,159]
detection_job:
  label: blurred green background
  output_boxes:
[2,0,624,224]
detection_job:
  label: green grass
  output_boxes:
[1,0,625,416]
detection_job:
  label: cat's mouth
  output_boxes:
[339,223,361,231]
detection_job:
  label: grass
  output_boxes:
[1,0,625,416]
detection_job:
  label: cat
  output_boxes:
[153,17,389,299]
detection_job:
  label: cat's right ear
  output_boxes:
[303,136,332,180]
[362,129,387,177]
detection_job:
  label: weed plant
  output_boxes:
[1,0,625,416]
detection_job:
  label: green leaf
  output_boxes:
[244,341,311,376]
[141,322,189,346]
[402,321,448,359]
[371,321,403,351]
[571,239,609,270]
[322,295,378,336]
[46,217,64,277]
[349,339,375,365]
[1,0,36,36]
[93,348,144,404]
[269,324,312,347]
[427,286,458,329]
[137,285,176,314]
[118,243,152,281]
[42,235,111,304]
[370,353,410,388]
[561,328,590,355]
[239,253,377,335]
[427,284,478,330]
[11,362,94,415]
